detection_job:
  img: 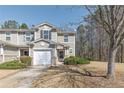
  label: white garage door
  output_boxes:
[33,50,51,65]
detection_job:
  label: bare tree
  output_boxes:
[76,25,87,57]
[86,5,124,79]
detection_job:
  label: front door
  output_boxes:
[58,50,65,62]
[20,49,29,56]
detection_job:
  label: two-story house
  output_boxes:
[0,22,75,65]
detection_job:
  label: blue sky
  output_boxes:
[0,5,89,30]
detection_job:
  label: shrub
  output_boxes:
[64,56,78,65]
[20,56,32,66]
[64,56,90,65]
[77,57,90,64]
[84,57,92,61]
[0,60,26,69]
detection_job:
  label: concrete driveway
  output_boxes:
[0,66,47,88]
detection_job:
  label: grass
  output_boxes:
[32,61,124,88]
[0,60,26,69]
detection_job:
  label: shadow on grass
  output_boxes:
[49,65,106,78]
[33,65,107,88]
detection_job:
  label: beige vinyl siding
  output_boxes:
[57,35,75,56]
[0,31,34,46]
[0,31,18,45]
[18,32,27,45]
[0,46,1,54]
[4,46,18,55]
[0,55,3,62]
[57,35,64,42]
[35,25,52,40]
[4,55,18,62]
[35,30,41,40]
[0,46,19,62]
[4,46,19,62]
[18,32,34,45]
[51,32,57,42]
[33,41,50,49]
[5,32,17,44]
[0,32,6,41]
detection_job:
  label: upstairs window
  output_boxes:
[64,34,68,42]
[43,30,49,39]
[69,48,73,53]
[6,32,11,41]
[25,32,31,42]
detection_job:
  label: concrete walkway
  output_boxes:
[0,66,47,88]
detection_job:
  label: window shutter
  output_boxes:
[49,31,51,40]
[40,30,43,38]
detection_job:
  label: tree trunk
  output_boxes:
[120,44,123,63]
[98,42,102,61]
[107,46,118,79]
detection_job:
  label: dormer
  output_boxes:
[34,22,59,42]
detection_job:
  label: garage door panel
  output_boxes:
[33,50,51,65]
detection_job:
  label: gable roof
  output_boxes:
[0,29,35,32]
[34,22,56,28]
[31,38,69,48]
[58,31,76,35]
[34,22,76,34]
[32,38,56,44]
[33,22,61,32]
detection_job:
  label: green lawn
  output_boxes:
[0,60,26,69]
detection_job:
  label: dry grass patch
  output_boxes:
[32,62,124,88]
[0,70,19,79]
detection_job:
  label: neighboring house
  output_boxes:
[0,22,75,65]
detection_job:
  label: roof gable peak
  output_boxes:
[34,22,56,28]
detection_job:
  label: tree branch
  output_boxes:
[85,6,111,35]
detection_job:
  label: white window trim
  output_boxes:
[6,32,11,41]
[25,32,31,42]
[64,34,68,42]
[43,30,49,39]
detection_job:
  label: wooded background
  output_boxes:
[76,13,124,63]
